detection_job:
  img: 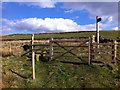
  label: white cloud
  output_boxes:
[1,26,12,32]
[2,18,97,33]
[62,2,118,25]
[65,9,73,13]
[3,17,116,34]
[108,16,113,23]
[113,27,118,30]
[19,2,57,8]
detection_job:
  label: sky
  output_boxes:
[1,1,119,35]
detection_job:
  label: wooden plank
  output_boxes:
[29,44,49,46]
[21,50,31,57]
[91,53,114,56]
[52,55,88,58]
[53,50,88,53]
[92,63,104,66]
[92,43,114,45]
[91,48,114,51]
[32,49,49,51]
[53,45,88,47]
[35,52,49,54]
[92,59,114,62]
[52,39,89,42]
[56,60,88,64]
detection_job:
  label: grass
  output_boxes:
[2,42,120,88]
[2,30,120,88]
[2,31,120,40]
[2,54,120,88]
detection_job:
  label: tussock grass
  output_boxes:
[1,49,14,57]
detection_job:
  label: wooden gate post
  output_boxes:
[88,37,91,65]
[112,40,117,64]
[91,35,95,61]
[31,34,34,50]
[32,51,35,79]
[49,38,53,61]
[31,34,35,79]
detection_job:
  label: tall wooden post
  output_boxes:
[112,40,117,64]
[49,38,53,61]
[96,16,99,48]
[92,35,95,43]
[32,51,35,79]
[91,35,95,61]
[9,41,12,52]
[88,37,91,65]
[32,34,34,50]
[31,34,35,79]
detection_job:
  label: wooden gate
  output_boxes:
[49,37,90,64]
[91,40,120,65]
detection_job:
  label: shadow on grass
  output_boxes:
[9,69,32,79]
[40,56,49,62]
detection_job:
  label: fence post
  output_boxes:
[91,35,95,61]
[9,41,12,52]
[31,34,35,79]
[96,16,100,48]
[32,51,35,79]
[112,40,117,64]
[88,37,91,65]
[49,38,53,61]
[92,35,95,43]
[31,34,34,50]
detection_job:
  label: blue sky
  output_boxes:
[1,2,119,35]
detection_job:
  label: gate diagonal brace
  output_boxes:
[53,40,89,62]
[54,42,86,62]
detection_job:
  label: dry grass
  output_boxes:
[1,48,23,57]
[1,49,14,57]
[2,70,15,88]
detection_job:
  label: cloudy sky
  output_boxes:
[1,1,119,35]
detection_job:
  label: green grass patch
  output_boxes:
[2,31,120,40]
[2,53,120,88]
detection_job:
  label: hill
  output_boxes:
[1,31,120,40]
